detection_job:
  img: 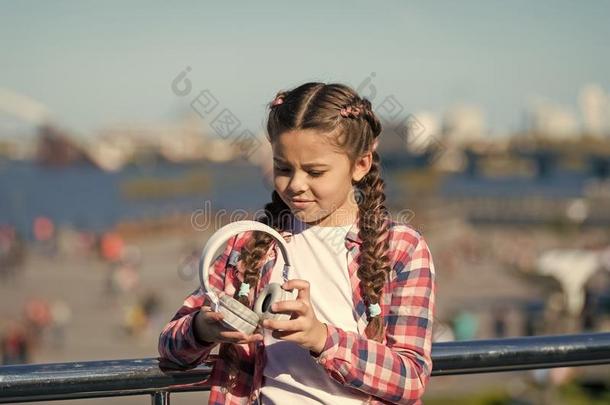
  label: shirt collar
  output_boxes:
[345,218,362,245]
[278,213,362,249]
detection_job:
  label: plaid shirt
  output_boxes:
[158,216,436,404]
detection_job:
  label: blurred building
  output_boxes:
[579,84,610,138]
[0,88,53,161]
[527,99,579,139]
[84,117,241,170]
[442,104,485,145]
[403,111,440,154]
[36,125,91,167]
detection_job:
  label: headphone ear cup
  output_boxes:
[218,295,260,335]
[254,283,296,321]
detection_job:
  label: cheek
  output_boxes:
[311,180,342,203]
[274,176,288,194]
[273,176,289,202]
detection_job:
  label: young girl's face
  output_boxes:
[271,129,371,227]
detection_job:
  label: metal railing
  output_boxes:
[1,332,609,404]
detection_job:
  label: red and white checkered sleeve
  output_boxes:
[315,234,436,404]
[157,235,239,370]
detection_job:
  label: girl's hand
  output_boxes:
[261,279,328,354]
[194,306,263,345]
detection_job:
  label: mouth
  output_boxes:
[290,199,315,209]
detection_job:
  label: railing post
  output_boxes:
[151,391,170,405]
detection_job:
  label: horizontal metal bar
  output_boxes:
[431,332,610,375]
[0,358,212,403]
[1,332,609,403]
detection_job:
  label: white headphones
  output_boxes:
[198,220,297,335]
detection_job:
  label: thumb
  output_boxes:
[198,307,224,323]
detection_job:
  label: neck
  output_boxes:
[302,204,359,228]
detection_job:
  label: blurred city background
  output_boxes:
[1,1,610,404]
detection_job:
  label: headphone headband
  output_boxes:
[198,220,292,311]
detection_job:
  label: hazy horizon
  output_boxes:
[1,0,609,138]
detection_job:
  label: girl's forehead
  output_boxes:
[272,129,345,161]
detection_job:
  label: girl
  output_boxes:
[158,82,436,404]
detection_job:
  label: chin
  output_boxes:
[292,210,310,221]
[298,209,334,225]
[290,209,314,223]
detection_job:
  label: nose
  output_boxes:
[286,171,309,195]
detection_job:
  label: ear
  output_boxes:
[351,151,373,183]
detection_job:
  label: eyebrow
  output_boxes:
[273,158,330,169]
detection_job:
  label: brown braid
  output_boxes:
[355,151,391,341]
[337,97,390,340]
[219,190,291,386]
[235,190,291,306]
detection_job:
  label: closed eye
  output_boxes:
[273,166,325,177]
[273,166,290,173]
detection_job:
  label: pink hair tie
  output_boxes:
[372,139,379,152]
[271,96,284,107]
[340,105,362,118]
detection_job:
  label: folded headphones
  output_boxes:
[198,220,297,335]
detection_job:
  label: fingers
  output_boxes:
[263,280,313,331]
[244,333,264,344]
[271,299,307,316]
[262,318,301,332]
[199,306,264,344]
[271,329,298,340]
[282,279,310,301]
[218,330,263,344]
[202,312,224,323]
[199,306,224,323]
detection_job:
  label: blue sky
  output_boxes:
[1,0,609,137]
